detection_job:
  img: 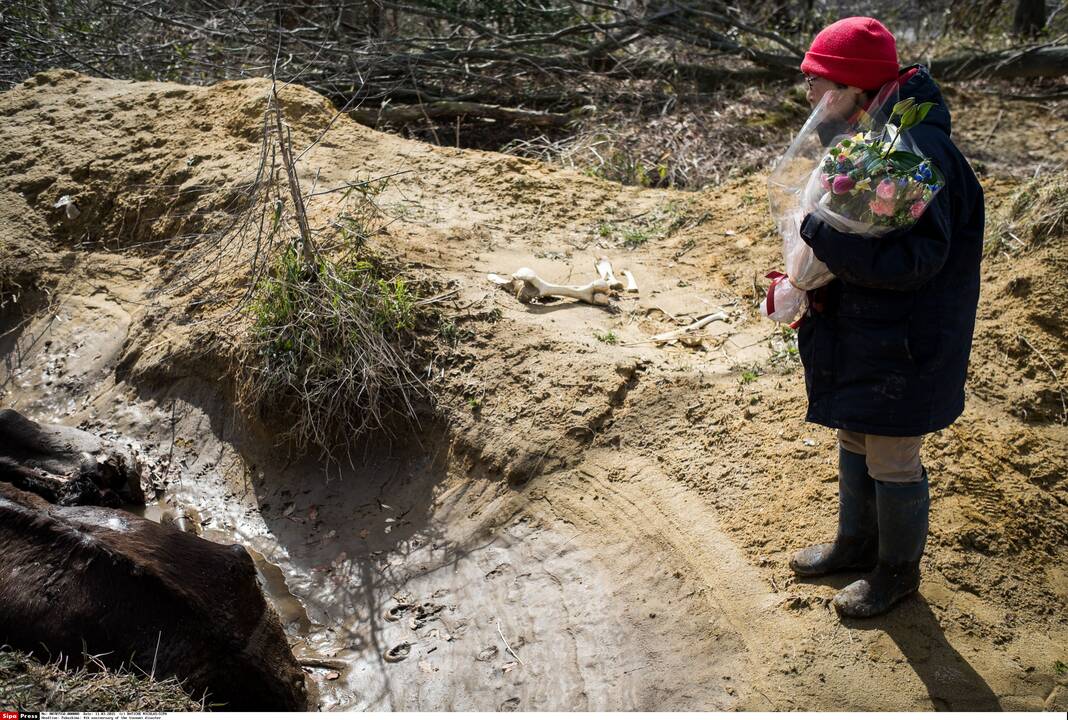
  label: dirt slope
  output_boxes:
[1,70,1065,711]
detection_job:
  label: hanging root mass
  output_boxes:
[232,89,432,458]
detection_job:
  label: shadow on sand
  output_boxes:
[799,570,1002,711]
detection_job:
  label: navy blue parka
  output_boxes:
[797,65,984,437]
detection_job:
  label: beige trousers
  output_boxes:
[838,429,924,484]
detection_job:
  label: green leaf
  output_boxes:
[900,106,919,130]
[891,97,915,117]
[887,150,925,169]
[914,102,935,123]
[866,158,887,175]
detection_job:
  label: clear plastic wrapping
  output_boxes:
[804,122,944,237]
[762,82,945,325]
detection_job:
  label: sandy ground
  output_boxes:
[1,70,1066,711]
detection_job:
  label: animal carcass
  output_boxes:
[0,409,144,507]
[0,481,307,710]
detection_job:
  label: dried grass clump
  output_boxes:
[236,189,431,457]
[193,89,438,460]
[0,647,199,711]
[1002,170,1068,247]
[502,85,809,188]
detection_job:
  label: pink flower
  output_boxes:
[837,153,848,163]
[820,174,831,190]
[909,201,926,219]
[876,179,896,201]
[869,197,896,217]
[832,175,855,194]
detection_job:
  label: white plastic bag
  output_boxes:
[781,205,833,290]
[760,272,808,326]
[761,88,856,326]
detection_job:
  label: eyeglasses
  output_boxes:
[804,74,848,91]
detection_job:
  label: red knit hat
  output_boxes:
[801,17,899,91]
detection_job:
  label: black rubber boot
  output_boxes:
[834,472,930,618]
[790,448,878,577]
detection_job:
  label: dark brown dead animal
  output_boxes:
[0,408,144,507]
[0,481,307,710]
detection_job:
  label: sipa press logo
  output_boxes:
[3,713,40,719]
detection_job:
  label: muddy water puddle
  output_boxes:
[87,414,649,711]
[1,289,663,710]
[144,448,648,711]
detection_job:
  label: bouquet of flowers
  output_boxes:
[762,88,944,326]
[805,97,944,236]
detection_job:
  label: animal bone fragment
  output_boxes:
[595,256,624,290]
[625,311,729,346]
[488,268,611,305]
[297,657,349,671]
[622,269,639,293]
[511,267,610,305]
[53,195,79,220]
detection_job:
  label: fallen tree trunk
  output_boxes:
[351,100,584,127]
[349,43,1066,128]
[929,45,1068,80]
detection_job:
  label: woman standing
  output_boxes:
[788,17,985,618]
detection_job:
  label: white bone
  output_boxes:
[54,195,79,219]
[511,267,610,305]
[650,312,729,344]
[594,256,624,290]
[622,269,638,293]
[625,311,729,346]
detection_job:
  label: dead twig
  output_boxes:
[270,84,317,270]
[150,630,162,681]
[496,619,524,666]
[983,109,1004,141]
